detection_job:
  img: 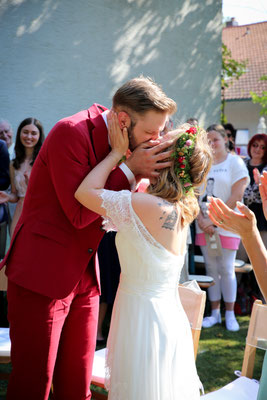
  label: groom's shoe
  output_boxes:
[202,314,222,328]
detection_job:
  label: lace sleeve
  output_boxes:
[100,189,132,232]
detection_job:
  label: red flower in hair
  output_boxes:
[178,156,185,162]
[180,164,186,169]
[186,127,197,135]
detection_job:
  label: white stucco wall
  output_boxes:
[0,0,222,136]
[225,100,263,138]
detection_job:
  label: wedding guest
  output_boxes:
[186,117,199,127]
[210,170,267,400]
[0,140,10,228]
[0,120,16,229]
[238,134,267,261]
[207,196,267,301]
[75,116,212,400]
[195,124,249,331]
[0,119,15,160]
[0,118,44,237]
[223,122,236,154]
[0,140,10,327]
[208,191,267,400]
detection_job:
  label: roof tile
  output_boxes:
[222,21,267,100]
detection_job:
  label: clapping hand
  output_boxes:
[207,197,257,239]
[259,170,267,220]
[197,213,215,236]
[107,111,129,161]
[253,168,261,185]
[0,191,9,204]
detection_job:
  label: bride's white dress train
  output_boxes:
[100,189,201,400]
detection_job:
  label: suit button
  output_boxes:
[88,248,93,253]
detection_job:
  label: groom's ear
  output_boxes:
[117,111,131,129]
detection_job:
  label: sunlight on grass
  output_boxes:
[197,315,264,393]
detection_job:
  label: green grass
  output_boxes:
[0,315,264,398]
[91,314,265,397]
[197,315,264,393]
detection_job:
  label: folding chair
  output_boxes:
[201,299,267,399]
[178,281,206,360]
[0,266,7,291]
[91,281,206,399]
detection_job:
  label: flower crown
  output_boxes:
[172,126,198,195]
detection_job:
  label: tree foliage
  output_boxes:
[250,75,267,116]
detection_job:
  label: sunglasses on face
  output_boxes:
[252,143,265,150]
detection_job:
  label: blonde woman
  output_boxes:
[196,124,249,331]
[75,113,212,400]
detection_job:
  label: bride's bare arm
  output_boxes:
[74,112,128,216]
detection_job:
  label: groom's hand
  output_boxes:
[125,139,174,179]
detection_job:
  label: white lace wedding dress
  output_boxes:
[100,189,201,400]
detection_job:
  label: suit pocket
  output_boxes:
[31,221,70,247]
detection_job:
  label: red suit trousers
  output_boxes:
[6,277,99,400]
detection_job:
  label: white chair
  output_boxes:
[201,299,267,399]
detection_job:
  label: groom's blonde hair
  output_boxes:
[112,76,177,116]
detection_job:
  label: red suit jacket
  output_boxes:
[0,104,130,299]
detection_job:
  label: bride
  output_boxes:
[75,112,212,400]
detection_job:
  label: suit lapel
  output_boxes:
[88,106,110,164]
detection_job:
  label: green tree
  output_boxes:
[250,75,267,116]
[221,43,247,124]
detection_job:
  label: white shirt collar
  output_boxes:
[101,110,110,144]
[101,110,109,128]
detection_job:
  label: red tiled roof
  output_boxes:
[222,21,267,100]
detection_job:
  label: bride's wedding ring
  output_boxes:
[219,220,223,224]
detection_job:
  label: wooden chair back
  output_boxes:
[241,299,267,378]
[178,282,206,359]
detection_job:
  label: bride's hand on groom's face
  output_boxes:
[108,111,129,158]
[125,139,173,179]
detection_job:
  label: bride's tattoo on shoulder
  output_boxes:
[158,201,178,231]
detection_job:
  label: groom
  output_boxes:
[1,76,177,399]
